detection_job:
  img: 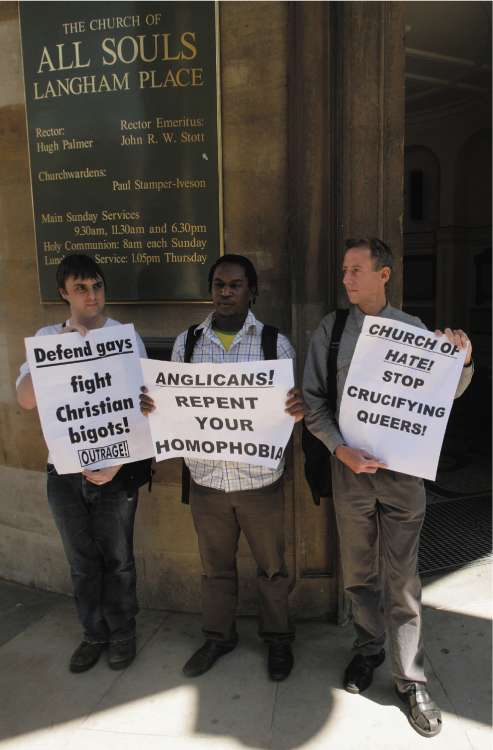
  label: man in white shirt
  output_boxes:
[141,254,304,681]
[16,254,148,674]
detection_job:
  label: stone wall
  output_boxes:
[0,1,405,617]
[0,1,293,611]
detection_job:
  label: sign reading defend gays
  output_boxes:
[338,316,467,480]
[26,324,153,474]
[141,359,295,469]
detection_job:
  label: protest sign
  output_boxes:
[141,359,295,468]
[26,324,153,473]
[338,316,467,480]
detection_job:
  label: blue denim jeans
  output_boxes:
[47,466,139,643]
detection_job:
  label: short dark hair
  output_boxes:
[208,254,258,300]
[56,254,106,302]
[344,237,394,271]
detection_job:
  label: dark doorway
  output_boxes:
[403,2,492,565]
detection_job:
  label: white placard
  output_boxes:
[26,324,153,473]
[338,316,466,480]
[141,359,295,468]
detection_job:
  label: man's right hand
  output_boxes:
[334,444,386,474]
[60,324,88,336]
[140,385,155,416]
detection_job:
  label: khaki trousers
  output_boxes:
[331,458,426,688]
[190,478,294,643]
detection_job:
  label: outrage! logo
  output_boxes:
[78,440,130,467]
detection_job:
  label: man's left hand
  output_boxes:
[83,464,122,485]
[285,387,306,422]
[435,328,472,365]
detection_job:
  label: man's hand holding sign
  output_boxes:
[16,254,151,673]
[139,254,304,683]
[337,322,472,479]
[28,320,303,475]
[303,237,474,736]
[140,361,303,467]
[25,323,154,475]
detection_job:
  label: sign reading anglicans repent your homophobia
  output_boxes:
[20,1,222,302]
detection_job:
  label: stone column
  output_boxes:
[338,1,405,307]
[287,1,406,617]
[287,1,338,615]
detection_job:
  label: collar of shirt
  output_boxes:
[352,301,392,327]
[196,309,262,347]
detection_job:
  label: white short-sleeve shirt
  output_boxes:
[16,317,147,387]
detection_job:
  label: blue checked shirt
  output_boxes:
[172,310,296,492]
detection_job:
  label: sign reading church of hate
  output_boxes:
[20,1,222,302]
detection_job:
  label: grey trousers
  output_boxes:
[190,478,294,644]
[331,457,426,688]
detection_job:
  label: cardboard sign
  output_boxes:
[338,316,467,480]
[141,358,295,468]
[26,324,153,473]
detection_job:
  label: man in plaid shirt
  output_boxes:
[141,254,304,681]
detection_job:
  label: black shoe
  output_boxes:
[182,640,237,678]
[396,684,442,738]
[69,641,106,673]
[343,649,385,694]
[108,638,136,670]
[268,643,294,681]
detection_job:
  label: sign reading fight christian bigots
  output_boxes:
[25,324,153,473]
[140,359,295,468]
[338,316,467,480]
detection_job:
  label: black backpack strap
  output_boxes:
[181,460,191,504]
[327,309,349,412]
[184,324,202,363]
[261,324,278,360]
[182,324,202,504]
[301,308,349,506]
[117,457,154,494]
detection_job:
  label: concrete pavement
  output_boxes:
[0,563,491,750]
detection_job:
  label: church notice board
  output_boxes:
[19,2,222,302]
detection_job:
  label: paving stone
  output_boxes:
[0,566,490,750]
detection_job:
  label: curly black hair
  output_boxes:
[208,254,258,301]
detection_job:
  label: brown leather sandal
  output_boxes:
[396,684,442,738]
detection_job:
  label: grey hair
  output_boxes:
[344,237,394,271]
